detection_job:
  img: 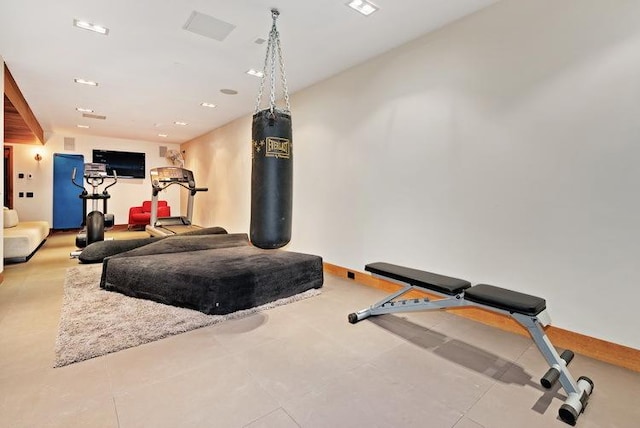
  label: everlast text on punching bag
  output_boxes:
[251,108,292,248]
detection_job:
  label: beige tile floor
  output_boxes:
[1,231,639,428]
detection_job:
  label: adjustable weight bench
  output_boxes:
[348,262,594,426]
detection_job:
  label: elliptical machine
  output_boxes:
[70,163,117,256]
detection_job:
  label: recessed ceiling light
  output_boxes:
[77,124,90,128]
[73,19,109,35]
[220,89,238,95]
[76,107,94,113]
[346,0,379,16]
[200,102,216,108]
[158,134,168,138]
[174,121,188,126]
[254,37,267,45]
[74,78,98,86]
[246,69,264,78]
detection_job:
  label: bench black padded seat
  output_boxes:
[464,283,546,316]
[100,233,323,315]
[365,262,471,296]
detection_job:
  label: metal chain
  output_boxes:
[254,33,271,113]
[269,19,277,112]
[276,32,291,112]
[254,9,290,114]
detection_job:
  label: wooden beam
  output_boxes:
[3,63,44,145]
[4,96,39,144]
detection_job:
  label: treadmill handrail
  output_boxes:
[152,181,209,197]
[152,181,205,192]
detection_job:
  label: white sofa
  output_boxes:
[3,208,50,263]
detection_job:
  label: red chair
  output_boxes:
[128,201,170,230]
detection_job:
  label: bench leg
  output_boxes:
[512,313,594,426]
[349,284,418,323]
[348,284,467,324]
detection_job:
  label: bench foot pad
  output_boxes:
[559,376,594,426]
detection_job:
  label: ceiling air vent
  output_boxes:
[82,113,106,120]
[183,11,236,41]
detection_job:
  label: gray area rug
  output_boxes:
[54,264,320,368]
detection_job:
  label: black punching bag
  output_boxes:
[250,108,293,249]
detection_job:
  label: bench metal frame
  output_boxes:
[349,273,593,426]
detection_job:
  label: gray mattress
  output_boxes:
[100,233,323,315]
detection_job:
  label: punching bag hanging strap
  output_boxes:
[254,8,291,115]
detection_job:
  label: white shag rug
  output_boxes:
[54,264,320,367]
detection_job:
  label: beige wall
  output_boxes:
[180,118,251,234]
[1,56,4,269]
[182,0,640,349]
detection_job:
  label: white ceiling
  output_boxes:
[0,0,498,144]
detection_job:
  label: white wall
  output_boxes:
[7,134,182,226]
[183,0,640,350]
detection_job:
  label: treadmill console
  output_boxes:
[150,167,195,187]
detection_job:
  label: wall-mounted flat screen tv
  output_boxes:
[92,149,146,178]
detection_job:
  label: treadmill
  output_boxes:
[145,166,208,237]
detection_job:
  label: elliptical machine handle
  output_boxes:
[71,167,86,191]
[103,170,118,193]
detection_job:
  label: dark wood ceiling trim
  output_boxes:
[4,63,44,145]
